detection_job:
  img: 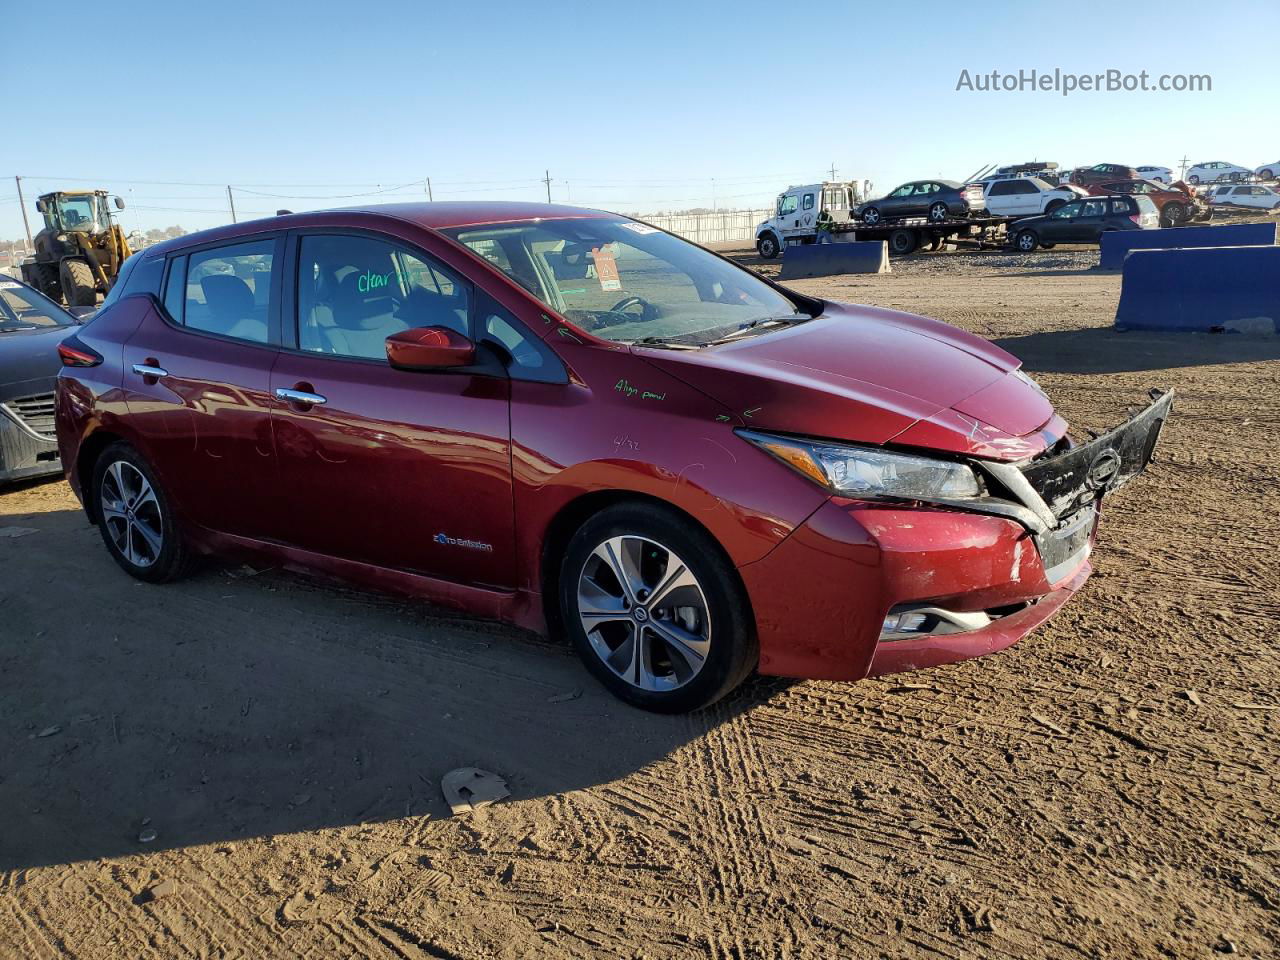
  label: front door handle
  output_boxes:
[275,387,328,406]
[131,362,168,380]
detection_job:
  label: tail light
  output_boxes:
[58,335,102,367]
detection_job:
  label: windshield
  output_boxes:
[442,218,806,345]
[51,195,105,233]
[0,279,74,330]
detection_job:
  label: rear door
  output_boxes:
[268,230,516,588]
[121,235,284,537]
[1071,199,1109,242]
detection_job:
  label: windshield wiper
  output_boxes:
[632,336,703,350]
[706,313,811,345]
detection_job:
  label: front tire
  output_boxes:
[888,229,918,255]
[92,443,192,583]
[756,232,780,259]
[1015,229,1038,252]
[59,258,97,307]
[927,202,948,223]
[861,206,882,225]
[559,503,757,713]
[1163,203,1188,227]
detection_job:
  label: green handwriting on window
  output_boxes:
[358,270,393,293]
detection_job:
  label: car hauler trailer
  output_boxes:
[756,182,1016,258]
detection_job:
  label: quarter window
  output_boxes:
[296,234,470,361]
[162,255,187,322]
[802,193,815,211]
[181,240,275,343]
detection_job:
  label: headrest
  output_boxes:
[201,274,253,316]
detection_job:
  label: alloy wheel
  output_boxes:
[929,203,947,222]
[863,208,880,225]
[576,535,711,692]
[100,460,164,568]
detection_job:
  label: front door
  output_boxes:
[269,231,515,589]
[120,235,284,537]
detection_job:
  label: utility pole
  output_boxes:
[14,176,33,249]
[712,177,717,214]
[829,162,838,181]
[1178,156,1189,181]
[543,170,552,203]
[226,185,238,224]
[426,177,433,202]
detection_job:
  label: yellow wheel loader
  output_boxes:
[20,190,133,308]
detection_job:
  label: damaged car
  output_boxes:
[1,275,78,483]
[56,202,1170,712]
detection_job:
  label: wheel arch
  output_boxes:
[76,428,128,524]
[537,489,751,641]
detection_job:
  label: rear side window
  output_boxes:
[802,193,815,210]
[180,240,275,343]
[1111,200,1131,214]
[1082,200,1107,217]
[296,234,471,361]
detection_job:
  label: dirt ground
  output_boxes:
[2,245,1279,960]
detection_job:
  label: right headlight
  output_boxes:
[739,430,982,500]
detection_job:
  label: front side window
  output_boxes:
[778,195,797,216]
[1051,202,1081,218]
[0,280,73,330]
[444,219,803,347]
[296,234,470,361]
[181,239,275,343]
[889,184,914,197]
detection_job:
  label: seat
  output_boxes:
[199,274,267,342]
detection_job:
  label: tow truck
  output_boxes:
[755,183,1016,259]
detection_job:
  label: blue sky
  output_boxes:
[3,0,1276,240]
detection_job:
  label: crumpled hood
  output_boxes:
[636,303,1061,461]
[0,325,73,403]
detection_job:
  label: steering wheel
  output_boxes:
[609,296,656,322]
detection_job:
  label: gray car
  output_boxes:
[858,180,980,225]
[0,275,78,483]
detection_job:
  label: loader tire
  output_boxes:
[59,258,97,307]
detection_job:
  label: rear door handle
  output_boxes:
[275,387,327,406]
[131,363,168,379]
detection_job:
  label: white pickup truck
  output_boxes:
[982,177,1085,217]
[754,181,865,259]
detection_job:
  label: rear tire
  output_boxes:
[91,443,193,584]
[888,229,918,255]
[1261,168,1275,180]
[1015,230,1038,252]
[756,232,780,259]
[1045,199,1066,214]
[1163,203,1188,227]
[59,258,97,307]
[559,502,757,713]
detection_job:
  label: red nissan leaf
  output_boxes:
[55,203,1170,712]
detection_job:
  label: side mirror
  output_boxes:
[386,326,475,371]
[114,196,126,210]
[35,200,45,213]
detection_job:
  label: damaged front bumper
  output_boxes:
[743,390,1173,681]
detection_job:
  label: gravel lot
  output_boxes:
[2,245,1278,959]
